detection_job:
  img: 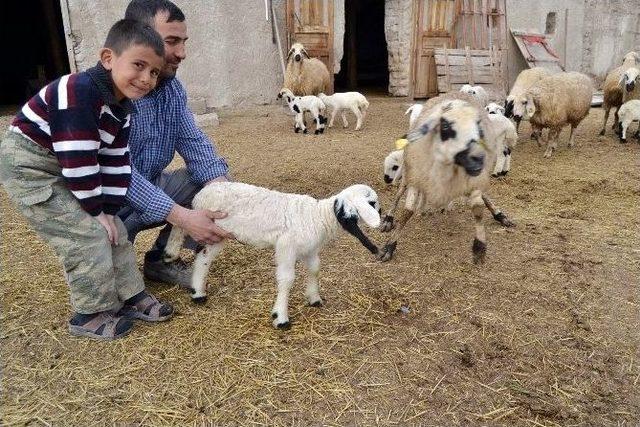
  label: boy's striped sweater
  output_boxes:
[10,63,133,216]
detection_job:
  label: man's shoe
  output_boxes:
[143,257,193,289]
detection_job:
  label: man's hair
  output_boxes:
[125,0,185,25]
[104,19,165,58]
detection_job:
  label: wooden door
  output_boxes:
[412,0,457,98]
[287,0,334,93]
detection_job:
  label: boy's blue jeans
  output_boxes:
[0,131,145,314]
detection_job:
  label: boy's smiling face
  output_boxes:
[100,44,164,101]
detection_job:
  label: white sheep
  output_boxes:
[485,102,506,115]
[284,42,331,96]
[600,52,640,136]
[504,67,551,130]
[511,72,593,158]
[488,113,518,177]
[617,99,640,143]
[163,182,381,329]
[317,92,369,130]
[278,88,327,134]
[405,103,424,128]
[378,94,515,264]
[459,84,489,107]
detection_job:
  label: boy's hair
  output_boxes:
[125,0,185,25]
[104,19,165,58]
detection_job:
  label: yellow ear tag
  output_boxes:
[395,138,409,150]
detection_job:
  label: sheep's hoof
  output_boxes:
[499,170,509,176]
[303,129,308,134]
[472,239,486,265]
[377,242,397,262]
[192,295,208,304]
[599,129,605,136]
[294,128,300,133]
[380,215,395,232]
[620,138,627,144]
[493,212,515,227]
[491,173,499,178]
[309,300,323,308]
[314,129,321,135]
[276,321,291,330]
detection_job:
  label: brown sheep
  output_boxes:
[284,42,331,96]
[600,51,640,136]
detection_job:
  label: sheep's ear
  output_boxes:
[301,48,310,59]
[286,48,294,60]
[619,73,628,87]
[406,114,438,143]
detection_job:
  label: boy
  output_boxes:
[0,19,171,340]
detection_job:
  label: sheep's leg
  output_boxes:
[303,252,322,307]
[351,106,363,130]
[501,147,512,176]
[543,128,560,158]
[271,244,297,329]
[531,124,543,146]
[162,226,186,263]
[328,109,337,128]
[600,107,610,136]
[380,182,408,232]
[294,113,307,134]
[377,208,415,262]
[191,243,224,303]
[567,124,578,148]
[341,111,349,128]
[613,107,620,131]
[620,119,630,143]
[470,190,487,264]
[482,194,515,227]
[360,105,368,122]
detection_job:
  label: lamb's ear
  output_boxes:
[333,199,379,254]
[406,114,438,143]
[301,48,310,59]
[352,197,381,228]
[619,73,628,87]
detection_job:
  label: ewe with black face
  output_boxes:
[378,95,514,264]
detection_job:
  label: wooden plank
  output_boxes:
[434,55,494,66]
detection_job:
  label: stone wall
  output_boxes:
[384,0,414,96]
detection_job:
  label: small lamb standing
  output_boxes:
[617,99,640,143]
[163,182,381,329]
[284,42,331,96]
[378,94,515,264]
[459,84,489,107]
[318,92,369,130]
[488,113,518,177]
[512,72,593,158]
[278,88,327,134]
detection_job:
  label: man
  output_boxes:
[119,0,233,288]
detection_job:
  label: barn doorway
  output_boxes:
[0,1,70,107]
[335,0,389,92]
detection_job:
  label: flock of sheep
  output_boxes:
[164,43,640,329]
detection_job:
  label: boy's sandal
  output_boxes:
[119,293,174,322]
[68,312,133,341]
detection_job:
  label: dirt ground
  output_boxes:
[1,95,639,426]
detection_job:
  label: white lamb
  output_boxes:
[459,84,489,107]
[278,88,327,134]
[383,149,404,184]
[317,92,369,130]
[163,182,381,329]
[618,99,640,143]
[485,102,506,115]
[488,113,518,177]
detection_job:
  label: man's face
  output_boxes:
[153,11,188,78]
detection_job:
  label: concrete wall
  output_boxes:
[66,0,287,111]
[384,0,414,96]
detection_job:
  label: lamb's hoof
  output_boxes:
[276,321,291,330]
[599,129,605,136]
[192,295,208,304]
[499,170,509,176]
[380,215,394,232]
[620,138,627,144]
[491,173,499,178]
[377,242,397,262]
[472,239,486,265]
[294,128,300,133]
[303,129,308,134]
[309,300,323,308]
[493,212,515,227]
